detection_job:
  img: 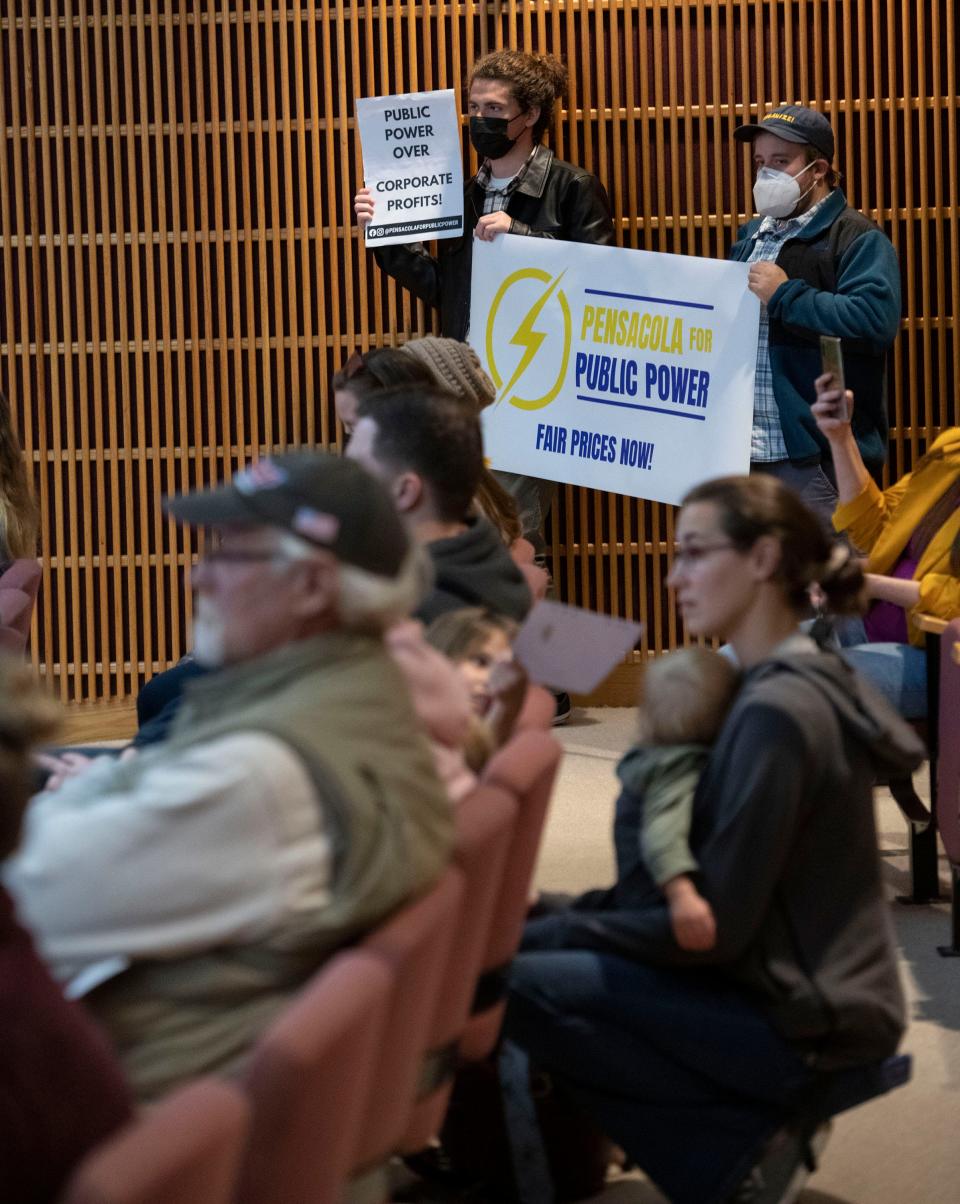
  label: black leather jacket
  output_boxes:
[372,145,615,341]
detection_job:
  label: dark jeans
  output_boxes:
[751,460,838,533]
[505,949,813,1204]
[134,658,208,746]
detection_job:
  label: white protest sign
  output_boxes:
[357,90,463,246]
[472,236,760,506]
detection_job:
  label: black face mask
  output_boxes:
[469,114,524,160]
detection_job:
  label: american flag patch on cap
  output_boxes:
[292,506,341,544]
[234,459,289,494]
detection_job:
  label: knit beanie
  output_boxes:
[400,336,497,412]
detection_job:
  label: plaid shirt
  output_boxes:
[465,146,544,339]
[475,144,543,216]
[746,195,829,462]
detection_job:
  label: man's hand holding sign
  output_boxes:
[474,210,514,242]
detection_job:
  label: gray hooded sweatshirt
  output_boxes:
[524,637,925,1070]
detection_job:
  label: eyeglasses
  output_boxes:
[672,540,736,567]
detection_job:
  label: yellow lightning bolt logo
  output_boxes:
[498,270,565,403]
[485,267,572,411]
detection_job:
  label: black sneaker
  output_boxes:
[552,690,572,726]
[727,1121,831,1203]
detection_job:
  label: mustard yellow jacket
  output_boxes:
[832,428,960,645]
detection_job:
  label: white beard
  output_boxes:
[191,599,226,667]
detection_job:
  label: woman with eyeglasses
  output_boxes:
[813,373,960,719]
[499,474,922,1204]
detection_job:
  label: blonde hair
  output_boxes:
[0,658,59,858]
[0,390,38,562]
[637,648,739,746]
[425,607,518,663]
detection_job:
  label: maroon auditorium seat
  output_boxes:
[460,729,562,1061]
[60,1078,249,1204]
[349,867,464,1194]
[399,782,517,1153]
[236,949,393,1204]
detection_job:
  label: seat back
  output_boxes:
[0,557,41,597]
[61,1078,249,1204]
[937,617,960,865]
[460,730,562,1061]
[399,783,517,1153]
[0,588,32,651]
[352,866,464,1169]
[236,950,393,1204]
[514,683,556,733]
[0,557,40,651]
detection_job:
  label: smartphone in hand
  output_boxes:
[819,336,850,420]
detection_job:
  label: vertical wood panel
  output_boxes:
[0,1,957,705]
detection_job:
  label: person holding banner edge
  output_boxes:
[729,104,901,526]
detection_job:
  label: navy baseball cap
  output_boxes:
[734,104,835,160]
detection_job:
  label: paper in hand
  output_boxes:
[512,600,642,694]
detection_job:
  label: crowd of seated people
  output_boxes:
[8,454,455,1107]
[1,347,544,1196]
[1,330,958,1203]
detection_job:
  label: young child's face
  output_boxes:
[458,627,513,715]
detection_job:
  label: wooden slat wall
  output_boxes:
[0,1,957,707]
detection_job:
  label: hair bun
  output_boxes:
[818,541,867,617]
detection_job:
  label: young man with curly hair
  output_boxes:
[355,49,615,342]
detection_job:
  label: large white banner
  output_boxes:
[472,236,760,506]
[356,90,464,247]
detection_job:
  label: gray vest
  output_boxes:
[88,632,453,1100]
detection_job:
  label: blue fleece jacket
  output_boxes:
[730,190,901,478]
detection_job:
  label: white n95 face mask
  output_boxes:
[753,161,816,218]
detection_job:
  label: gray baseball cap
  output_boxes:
[165,451,410,579]
[734,104,835,160]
